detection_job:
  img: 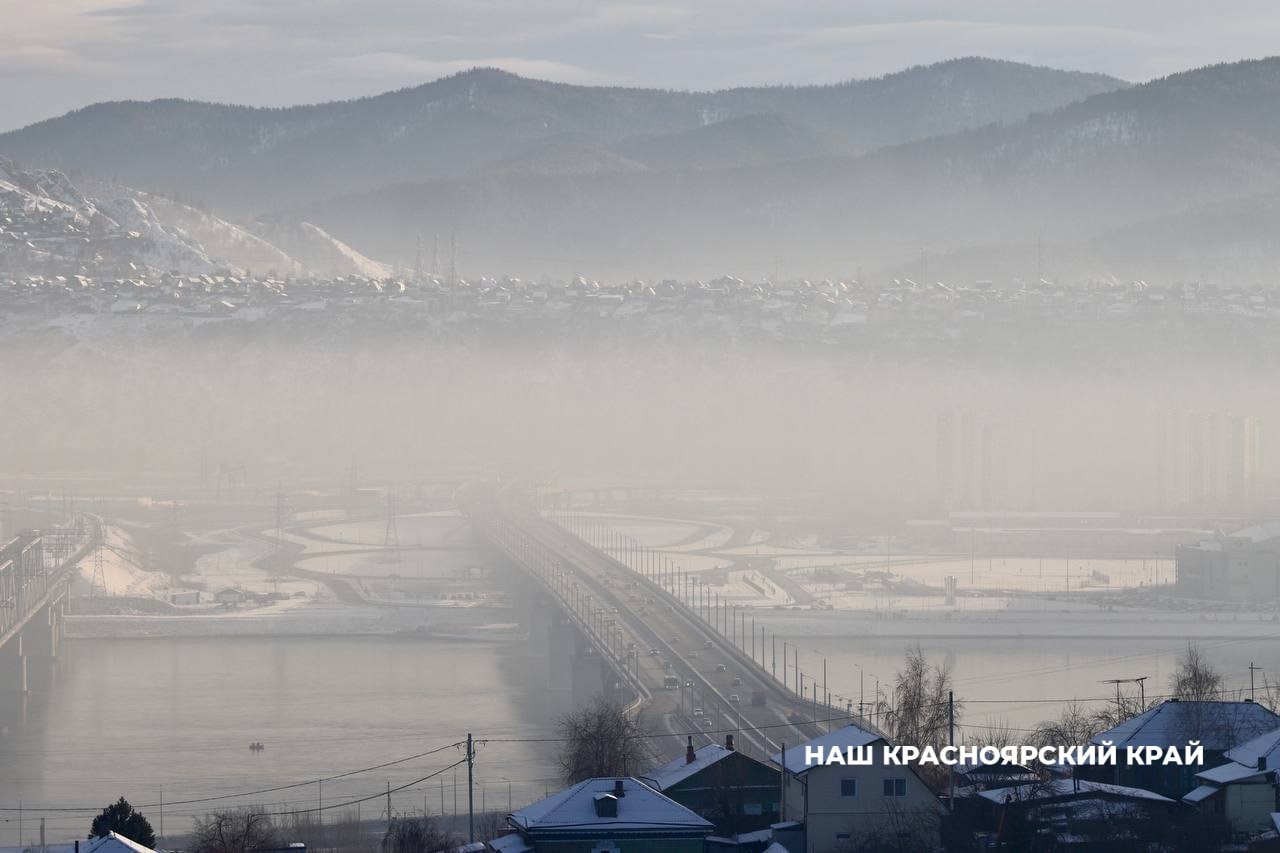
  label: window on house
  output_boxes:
[882,778,906,797]
[840,778,858,797]
[835,833,851,841]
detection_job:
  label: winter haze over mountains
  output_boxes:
[6,55,1280,282]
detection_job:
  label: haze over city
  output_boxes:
[5,3,1280,852]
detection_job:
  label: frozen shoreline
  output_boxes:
[64,601,520,640]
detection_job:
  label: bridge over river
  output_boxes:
[460,486,873,764]
[0,521,95,704]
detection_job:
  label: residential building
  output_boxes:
[641,735,780,836]
[1084,699,1280,798]
[974,779,1177,849]
[771,723,943,853]
[495,776,713,853]
[1184,725,1280,838]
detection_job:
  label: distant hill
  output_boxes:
[0,158,390,278]
[0,59,1124,215]
[285,58,1280,281]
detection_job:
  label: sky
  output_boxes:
[4,0,1280,131]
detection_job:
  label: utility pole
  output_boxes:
[467,732,475,843]
[449,230,459,284]
[948,691,955,811]
[1251,663,1263,701]
[779,743,787,821]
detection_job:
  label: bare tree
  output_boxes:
[382,813,454,853]
[877,646,960,752]
[1033,701,1108,747]
[191,808,279,853]
[964,717,1016,750]
[1170,643,1223,702]
[556,695,651,784]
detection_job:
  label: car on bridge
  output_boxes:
[704,640,714,648]
[729,694,740,704]
[732,677,743,686]
[715,664,727,673]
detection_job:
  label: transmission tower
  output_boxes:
[448,230,458,284]
[91,539,106,598]
[346,457,359,520]
[381,488,401,564]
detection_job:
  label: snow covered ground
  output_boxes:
[74,524,171,598]
[576,511,1176,615]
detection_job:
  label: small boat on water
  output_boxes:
[249,741,265,751]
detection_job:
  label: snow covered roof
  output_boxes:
[487,833,534,853]
[769,723,883,776]
[1183,784,1221,804]
[1091,700,1280,752]
[83,833,158,853]
[641,744,736,790]
[978,779,1173,805]
[1227,521,1280,544]
[508,777,712,835]
[1196,761,1270,785]
[1225,724,1280,770]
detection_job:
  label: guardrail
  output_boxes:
[0,521,95,648]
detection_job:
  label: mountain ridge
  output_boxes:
[0,57,1126,215]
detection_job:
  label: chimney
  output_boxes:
[686,736,696,764]
[726,734,735,752]
[593,793,618,818]
[613,779,626,797]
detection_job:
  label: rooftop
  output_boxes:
[508,777,712,836]
[1091,700,1280,752]
[641,743,737,791]
[978,779,1173,805]
[769,722,883,776]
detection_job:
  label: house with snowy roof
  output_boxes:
[973,779,1178,849]
[639,735,780,836]
[1183,724,1280,838]
[83,832,160,853]
[770,722,942,853]
[493,776,713,852]
[1082,699,1280,798]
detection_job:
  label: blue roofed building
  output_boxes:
[494,776,713,853]
[1082,699,1280,798]
[640,735,781,836]
[1183,724,1280,839]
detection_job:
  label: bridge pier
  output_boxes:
[24,598,64,660]
[0,632,28,697]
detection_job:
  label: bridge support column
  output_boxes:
[0,634,28,696]
[25,599,63,660]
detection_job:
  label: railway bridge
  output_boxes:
[0,522,95,700]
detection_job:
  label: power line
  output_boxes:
[0,740,466,813]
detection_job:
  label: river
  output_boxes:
[0,635,563,847]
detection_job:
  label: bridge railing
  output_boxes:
[0,521,95,647]
[463,504,651,709]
